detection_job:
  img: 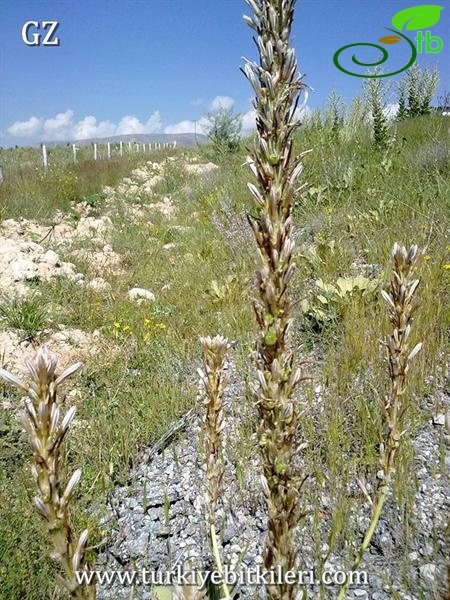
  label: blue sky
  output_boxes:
[1,0,448,146]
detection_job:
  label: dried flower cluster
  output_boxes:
[198,335,230,527]
[242,1,310,597]
[337,243,423,600]
[380,242,423,479]
[198,335,231,599]
[0,347,95,599]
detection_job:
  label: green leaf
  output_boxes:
[300,299,310,313]
[391,5,444,31]
[153,587,173,600]
[336,277,355,294]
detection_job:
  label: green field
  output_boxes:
[0,113,449,598]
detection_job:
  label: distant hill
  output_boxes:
[42,132,208,148]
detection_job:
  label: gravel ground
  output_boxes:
[96,361,449,600]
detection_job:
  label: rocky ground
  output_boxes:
[96,361,449,600]
[1,156,447,599]
[0,158,217,380]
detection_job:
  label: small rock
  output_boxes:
[127,287,156,304]
[156,526,171,539]
[433,413,446,426]
[88,277,112,293]
[222,526,238,544]
[419,563,436,582]
[40,250,60,266]
[10,258,37,281]
[353,590,367,598]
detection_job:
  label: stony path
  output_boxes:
[96,362,449,600]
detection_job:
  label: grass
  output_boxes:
[0,295,49,339]
[0,114,448,598]
[0,147,176,222]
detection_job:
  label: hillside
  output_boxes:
[42,132,208,148]
[0,116,448,599]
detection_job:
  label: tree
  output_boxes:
[205,108,242,154]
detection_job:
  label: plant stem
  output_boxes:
[336,484,388,600]
[210,524,231,600]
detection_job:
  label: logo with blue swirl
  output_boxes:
[333,5,444,78]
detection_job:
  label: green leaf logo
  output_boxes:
[391,5,444,31]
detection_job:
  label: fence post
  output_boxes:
[128,142,132,151]
[42,144,48,169]
[0,165,3,183]
[173,141,177,148]
[107,142,111,159]
[120,141,123,156]
[72,144,77,162]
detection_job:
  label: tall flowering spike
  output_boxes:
[243,1,309,597]
[198,335,231,599]
[337,244,423,600]
[380,243,423,476]
[0,349,94,599]
[198,335,230,524]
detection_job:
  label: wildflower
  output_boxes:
[442,263,450,270]
[423,255,431,261]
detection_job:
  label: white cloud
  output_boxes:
[209,95,234,112]
[293,105,312,122]
[72,116,116,140]
[6,109,162,142]
[241,108,256,131]
[43,109,73,132]
[115,112,161,135]
[7,116,42,138]
[383,102,399,120]
[164,116,210,135]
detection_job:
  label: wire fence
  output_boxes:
[0,140,177,181]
